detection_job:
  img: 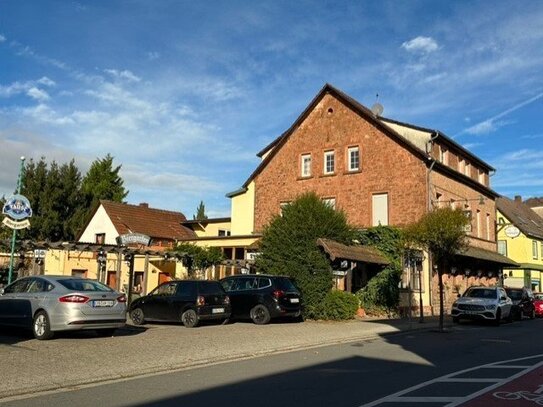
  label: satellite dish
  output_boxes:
[371,103,384,116]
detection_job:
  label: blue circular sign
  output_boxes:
[2,194,33,220]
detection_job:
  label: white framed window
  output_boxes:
[322,198,336,210]
[324,151,335,175]
[476,210,481,238]
[301,154,311,177]
[218,229,231,237]
[347,147,360,172]
[533,240,539,259]
[486,213,490,240]
[372,193,389,226]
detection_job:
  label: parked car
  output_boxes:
[451,286,512,325]
[0,275,127,340]
[505,287,535,320]
[219,274,302,325]
[534,293,543,317]
[128,280,230,327]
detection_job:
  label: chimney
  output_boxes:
[139,203,149,208]
[514,195,522,203]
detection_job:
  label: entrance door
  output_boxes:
[107,271,117,289]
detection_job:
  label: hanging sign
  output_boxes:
[116,233,151,246]
[2,217,30,230]
[2,194,33,221]
[504,225,521,238]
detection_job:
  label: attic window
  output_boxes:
[327,107,334,114]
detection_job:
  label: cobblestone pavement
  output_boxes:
[0,316,438,399]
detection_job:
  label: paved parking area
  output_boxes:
[0,317,424,399]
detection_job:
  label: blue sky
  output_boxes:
[1,1,542,218]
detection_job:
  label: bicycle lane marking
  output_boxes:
[360,354,543,407]
[453,363,543,406]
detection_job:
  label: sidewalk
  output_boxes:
[0,315,445,400]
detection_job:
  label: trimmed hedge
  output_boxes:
[320,290,360,320]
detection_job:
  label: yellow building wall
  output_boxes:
[497,210,543,290]
[230,181,255,236]
[193,221,231,238]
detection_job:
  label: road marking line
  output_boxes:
[360,354,543,407]
[440,378,501,383]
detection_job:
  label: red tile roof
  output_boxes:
[100,200,196,241]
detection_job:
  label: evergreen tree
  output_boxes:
[71,154,128,237]
[256,192,356,319]
[193,201,208,220]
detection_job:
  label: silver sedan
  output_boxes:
[0,275,126,340]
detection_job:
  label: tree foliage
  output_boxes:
[193,200,208,220]
[256,192,356,319]
[174,243,224,278]
[404,207,469,331]
[16,155,127,241]
[355,226,405,315]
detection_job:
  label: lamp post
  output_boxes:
[7,156,26,285]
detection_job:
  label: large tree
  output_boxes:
[71,154,128,237]
[256,192,356,319]
[405,207,469,332]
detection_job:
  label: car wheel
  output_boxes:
[97,328,117,337]
[452,316,459,323]
[494,309,501,326]
[130,308,145,325]
[181,309,199,328]
[250,304,271,325]
[530,308,536,320]
[33,311,54,340]
[507,310,514,323]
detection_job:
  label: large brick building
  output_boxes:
[226,83,517,315]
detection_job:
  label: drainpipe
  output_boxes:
[425,131,439,316]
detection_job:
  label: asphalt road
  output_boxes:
[2,318,543,407]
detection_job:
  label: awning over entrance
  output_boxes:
[317,238,390,265]
[457,246,519,267]
[518,263,543,272]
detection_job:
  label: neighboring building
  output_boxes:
[44,200,196,294]
[226,83,516,314]
[525,197,543,219]
[497,196,543,291]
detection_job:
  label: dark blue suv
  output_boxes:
[220,274,302,324]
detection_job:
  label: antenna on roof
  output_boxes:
[371,93,384,117]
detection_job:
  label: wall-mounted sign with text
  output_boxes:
[2,194,32,230]
[116,233,152,247]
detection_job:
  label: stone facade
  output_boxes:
[253,94,428,232]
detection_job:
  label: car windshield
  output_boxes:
[464,288,496,299]
[506,290,523,300]
[58,279,113,292]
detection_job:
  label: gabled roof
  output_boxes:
[497,197,543,240]
[99,200,196,241]
[317,238,390,265]
[230,83,498,198]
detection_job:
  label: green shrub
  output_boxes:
[356,266,401,316]
[320,290,360,320]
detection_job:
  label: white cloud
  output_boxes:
[147,52,160,61]
[0,34,6,43]
[104,69,141,82]
[401,36,439,54]
[27,87,50,101]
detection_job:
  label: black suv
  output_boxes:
[129,280,231,327]
[220,274,302,324]
[505,287,535,320]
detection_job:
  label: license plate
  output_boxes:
[465,310,478,315]
[92,300,114,307]
[290,298,300,303]
[212,307,225,314]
